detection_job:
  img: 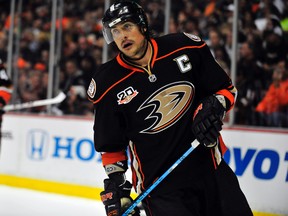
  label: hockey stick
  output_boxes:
[3,91,66,111]
[122,139,200,216]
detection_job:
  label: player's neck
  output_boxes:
[127,40,151,67]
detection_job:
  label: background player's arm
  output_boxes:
[0,59,13,155]
[0,60,13,110]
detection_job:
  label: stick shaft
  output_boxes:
[122,139,200,216]
[3,92,66,111]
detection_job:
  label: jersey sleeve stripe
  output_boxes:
[101,151,127,166]
[216,88,236,110]
[129,142,146,193]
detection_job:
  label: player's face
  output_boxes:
[111,21,147,59]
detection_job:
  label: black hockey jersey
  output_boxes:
[87,32,236,194]
[0,61,12,106]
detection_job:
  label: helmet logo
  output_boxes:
[119,8,128,15]
[109,18,122,27]
[110,4,116,11]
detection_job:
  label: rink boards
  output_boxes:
[0,113,287,216]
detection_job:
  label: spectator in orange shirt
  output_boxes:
[256,64,288,127]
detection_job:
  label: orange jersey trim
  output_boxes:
[218,135,227,155]
[216,88,235,110]
[155,43,206,61]
[116,54,144,72]
[131,143,146,192]
[210,148,217,169]
[150,39,158,67]
[211,135,228,169]
[92,70,138,104]
[115,39,159,71]
[91,39,206,104]
[101,151,127,166]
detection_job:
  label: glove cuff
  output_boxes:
[213,94,227,119]
[104,160,128,176]
[212,94,226,119]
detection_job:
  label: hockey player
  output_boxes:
[87,1,253,216]
[0,59,13,153]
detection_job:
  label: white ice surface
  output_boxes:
[0,185,146,216]
[0,185,106,216]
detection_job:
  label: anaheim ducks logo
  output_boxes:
[137,81,194,134]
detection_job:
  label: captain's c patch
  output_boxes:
[87,78,96,98]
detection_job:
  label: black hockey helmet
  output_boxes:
[102,0,149,44]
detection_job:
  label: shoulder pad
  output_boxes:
[87,58,130,104]
[154,33,206,55]
[183,32,203,43]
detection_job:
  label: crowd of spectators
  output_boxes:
[0,0,288,128]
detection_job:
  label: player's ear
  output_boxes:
[141,27,147,34]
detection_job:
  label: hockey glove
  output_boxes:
[192,95,226,148]
[100,179,140,216]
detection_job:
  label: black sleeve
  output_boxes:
[193,44,232,98]
[0,63,12,88]
[93,97,129,153]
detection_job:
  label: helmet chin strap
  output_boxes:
[123,39,149,61]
